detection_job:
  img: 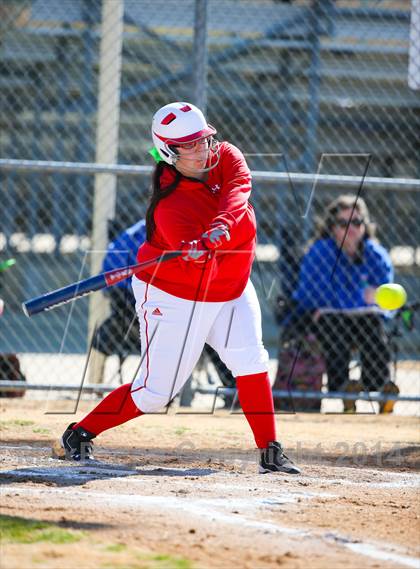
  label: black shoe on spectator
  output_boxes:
[379,381,399,414]
[342,380,362,413]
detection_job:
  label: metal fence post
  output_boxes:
[88,0,124,383]
[193,0,208,113]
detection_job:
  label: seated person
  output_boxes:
[291,194,398,413]
[0,352,26,398]
[0,279,26,397]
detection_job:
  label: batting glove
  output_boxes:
[201,223,230,250]
[180,239,210,263]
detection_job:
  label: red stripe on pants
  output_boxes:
[132,282,150,395]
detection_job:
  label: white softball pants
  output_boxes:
[130,278,269,413]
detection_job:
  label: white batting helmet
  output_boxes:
[151,102,217,165]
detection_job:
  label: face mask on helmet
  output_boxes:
[151,102,219,170]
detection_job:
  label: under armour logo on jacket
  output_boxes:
[210,184,221,194]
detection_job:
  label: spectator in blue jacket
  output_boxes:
[292,195,397,411]
[102,219,147,293]
[92,219,147,363]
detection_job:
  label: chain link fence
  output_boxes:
[1,0,419,414]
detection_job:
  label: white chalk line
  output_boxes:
[1,483,419,568]
[302,472,420,490]
[345,542,419,569]
[325,533,420,569]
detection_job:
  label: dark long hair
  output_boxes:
[145,162,181,241]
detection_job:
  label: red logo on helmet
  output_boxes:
[161,112,176,125]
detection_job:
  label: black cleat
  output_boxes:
[52,422,96,461]
[259,441,301,474]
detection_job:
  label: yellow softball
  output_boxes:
[375,283,407,310]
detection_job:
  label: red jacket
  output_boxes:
[136,142,256,302]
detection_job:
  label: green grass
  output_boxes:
[1,517,192,568]
[0,515,82,544]
[32,427,50,434]
[174,427,191,436]
[101,549,193,569]
[0,419,35,429]
[138,553,193,569]
[105,543,127,553]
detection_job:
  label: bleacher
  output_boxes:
[1,1,418,231]
[1,1,417,165]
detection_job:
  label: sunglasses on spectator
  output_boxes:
[335,218,364,228]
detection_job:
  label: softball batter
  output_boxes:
[55,102,300,475]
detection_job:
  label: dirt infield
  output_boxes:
[1,400,419,569]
